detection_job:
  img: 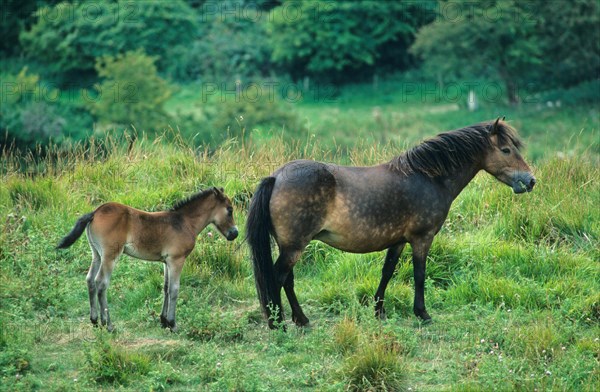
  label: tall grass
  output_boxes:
[0,123,598,391]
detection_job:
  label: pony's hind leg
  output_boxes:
[271,248,303,329]
[164,257,184,332]
[283,269,309,327]
[160,263,170,328]
[86,243,102,325]
[95,249,121,332]
[374,243,406,320]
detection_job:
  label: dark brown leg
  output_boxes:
[283,270,309,327]
[411,236,433,322]
[270,249,302,329]
[374,243,405,319]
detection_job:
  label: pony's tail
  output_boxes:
[56,212,95,249]
[246,177,276,318]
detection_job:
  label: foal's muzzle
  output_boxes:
[225,227,239,241]
[512,172,536,194]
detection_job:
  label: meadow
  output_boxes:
[1,89,599,391]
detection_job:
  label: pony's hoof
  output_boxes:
[90,317,99,326]
[106,324,115,333]
[293,315,310,327]
[169,324,178,333]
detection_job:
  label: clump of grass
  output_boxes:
[184,307,245,342]
[85,333,151,385]
[332,318,359,354]
[506,319,566,364]
[342,334,406,391]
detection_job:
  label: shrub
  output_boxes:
[88,50,174,133]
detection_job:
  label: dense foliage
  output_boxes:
[411,0,600,103]
[1,0,598,149]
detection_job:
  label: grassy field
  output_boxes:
[1,88,599,391]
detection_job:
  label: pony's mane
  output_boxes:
[170,189,214,211]
[389,120,523,177]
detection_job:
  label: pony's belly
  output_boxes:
[123,243,162,261]
[314,230,401,253]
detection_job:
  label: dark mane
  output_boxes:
[170,189,214,211]
[389,120,523,177]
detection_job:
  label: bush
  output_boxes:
[88,50,174,133]
[0,67,94,150]
[207,92,307,143]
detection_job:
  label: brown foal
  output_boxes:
[57,187,238,331]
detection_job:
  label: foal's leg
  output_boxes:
[95,249,121,332]
[411,236,434,322]
[271,248,302,329]
[164,257,184,332]
[283,269,309,327]
[374,243,406,320]
[86,243,102,326]
[160,263,170,328]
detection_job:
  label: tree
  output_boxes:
[88,51,173,133]
[19,1,197,78]
[411,0,599,104]
[268,0,435,82]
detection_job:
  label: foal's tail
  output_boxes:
[246,177,276,317]
[56,212,95,249]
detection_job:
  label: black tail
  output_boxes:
[56,212,95,249]
[246,177,276,317]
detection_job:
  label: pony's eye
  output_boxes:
[501,148,511,155]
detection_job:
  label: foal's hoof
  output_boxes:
[160,316,169,329]
[106,324,115,333]
[375,308,387,321]
[90,317,99,326]
[169,324,178,333]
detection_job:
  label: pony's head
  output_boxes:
[210,187,238,240]
[482,117,536,194]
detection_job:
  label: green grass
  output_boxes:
[1,84,599,390]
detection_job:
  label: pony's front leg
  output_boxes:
[160,263,170,328]
[374,243,405,320]
[411,236,433,322]
[86,245,101,326]
[164,257,184,332]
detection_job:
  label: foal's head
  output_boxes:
[210,187,239,240]
[481,118,536,194]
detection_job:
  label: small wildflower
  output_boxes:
[480,339,485,343]
[207,232,213,238]
[216,362,222,368]
[545,370,552,376]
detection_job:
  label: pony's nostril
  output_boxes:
[530,178,536,187]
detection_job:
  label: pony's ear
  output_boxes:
[212,187,225,200]
[490,117,502,135]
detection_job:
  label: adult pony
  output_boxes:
[247,118,535,329]
[57,187,238,331]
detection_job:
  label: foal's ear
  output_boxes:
[489,116,503,135]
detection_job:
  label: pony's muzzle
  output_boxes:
[512,172,536,194]
[226,227,239,241]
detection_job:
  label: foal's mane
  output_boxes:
[389,120,522,177]
[170,188,215,211]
